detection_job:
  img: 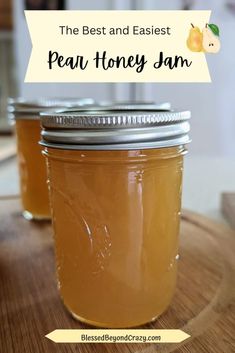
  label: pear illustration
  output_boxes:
[202,24,221,53]
[187,23,203,52]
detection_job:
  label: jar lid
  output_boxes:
[99,101,171,111]
[8,97,95,116]
[40,109,191,150]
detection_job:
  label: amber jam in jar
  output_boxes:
[9,98,94,220]
[40,108,190,327]
[15,118,50,220]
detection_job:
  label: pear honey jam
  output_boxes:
[8,98,94,220]
[40,108,191,328]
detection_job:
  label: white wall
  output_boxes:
[134,0,235,157]
[13,0,235,157]
[13,0,133,101]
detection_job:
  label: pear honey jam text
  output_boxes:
[47,51,192,73]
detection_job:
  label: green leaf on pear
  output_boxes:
[208,24,220,36]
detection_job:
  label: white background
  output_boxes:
[14,0,235,158]
[11,0,235,221]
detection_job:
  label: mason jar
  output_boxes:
[40,108,190,327]
[8,97,94,220]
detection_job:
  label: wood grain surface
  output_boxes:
[0,199,235,353]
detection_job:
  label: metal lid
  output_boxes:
[8,97,95,116]
[40,109,191,150]
[40,101,171,127]
[99,101,171,111]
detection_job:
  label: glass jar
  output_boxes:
[9,97,94,220]
[40,108,190,327]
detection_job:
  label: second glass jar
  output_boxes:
[9,97,94,220]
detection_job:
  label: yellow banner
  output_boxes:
[25,10,213,83]
[46,329,190,343]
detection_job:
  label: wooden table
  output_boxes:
[0,198,235,353]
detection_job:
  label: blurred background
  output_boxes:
[0,0,234,225]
